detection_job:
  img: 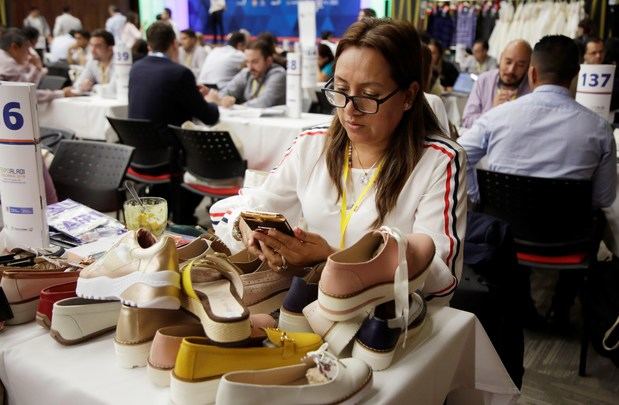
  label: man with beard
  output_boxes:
[461,39,532,128]
[459,35,616,331]
[206,39,286,108]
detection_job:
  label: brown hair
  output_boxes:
[325,18,444,227]
[246,39,274,59]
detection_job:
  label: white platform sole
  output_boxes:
[338,373,374,405]
[247,291,287,315]
[6,298,39,325]
[147,363,172,387]
[318,274,426,322]
[76,270,180,309]
[114,340,152,368]
[277,307,312,333]
[170,373,219,405]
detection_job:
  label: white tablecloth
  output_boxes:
[37,96,128,142]
[212,112,332,171]
[0,306,518,405]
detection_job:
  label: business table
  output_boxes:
[0,306,519,405]
[37,96,129,143]
[210,111,332,171]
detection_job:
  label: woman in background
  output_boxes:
[317,43,335,82]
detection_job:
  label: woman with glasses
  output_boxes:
[218,18,467,304]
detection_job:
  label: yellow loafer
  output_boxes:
[170,328,323,405]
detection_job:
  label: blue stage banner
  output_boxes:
[188,0,360,39]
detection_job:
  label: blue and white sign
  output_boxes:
[0,82,48,249]
[576,64,616,121]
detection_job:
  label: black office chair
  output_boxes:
[38,75,69,90]
[49,140,134,213]
[476,169,601,376]
[107,117,175,186]
[169,125,246,199]
[39,127,75,153]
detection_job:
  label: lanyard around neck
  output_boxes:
[339,143,383,249]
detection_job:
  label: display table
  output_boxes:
[0,306,518,405]
[37,96,129,142]
[212,112,332,171]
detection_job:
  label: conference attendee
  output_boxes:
[23,7,51,60]
[0,29,74,101]
[48,31,75,63]
[207,40,286,108]
[53,6,82,37]
[131,39,148,62]
[121,12,142,49]
[105,5,127,42]
[320,31,338,55]
[421,44,450,134]
[128,22,219,225]
[178,29,207,77]
[160,7,179,37]
[461,39,532,128]
[459,35,616,329]
[216,18,465,306]
[583,37,604,64]
[462,40,497,74]
[21,26,44,69]
[317,43,334,82]
[67,30,91,66]
[428,39,459,89]
[209,0,226,44]
[256,32,286,68]
[197,30,247,89]
[74,29,115,92]
[357,8,376,21]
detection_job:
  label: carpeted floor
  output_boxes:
[519,269,619,404]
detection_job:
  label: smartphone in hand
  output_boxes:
[240,211,294,237]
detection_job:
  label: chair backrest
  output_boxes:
[39,127,76,153]
[38,75,69,90]
[169,126,247,180]
[107,117,173,170]
[49,140,134,212]
[476,169,594,254]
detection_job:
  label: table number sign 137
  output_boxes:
[581,72,612,89]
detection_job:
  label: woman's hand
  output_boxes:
[251,227,336,270]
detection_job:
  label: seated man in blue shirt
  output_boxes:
[459,35,616,331]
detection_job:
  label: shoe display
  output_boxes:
[170,328,323,405]
[178,233,231,264]
[352,292,427,371]
[318,226,428,322]
[114,304,199,368]
[49,297,121,345]
[303,300,371,356]
[147,314,276,387]
[36,281,78,328]
[181,257,251,344]
[1,269,80,325]
[278,263,324,333]
[76,229,181,310]
[216,344,373,405]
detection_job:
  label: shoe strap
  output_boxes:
[379,226,409,347]
[603,315,619,351]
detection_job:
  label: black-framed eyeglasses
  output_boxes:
[320,78,401,114]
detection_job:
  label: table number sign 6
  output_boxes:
[2,102,24,131]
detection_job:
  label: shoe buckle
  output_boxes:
[277,330,296,358]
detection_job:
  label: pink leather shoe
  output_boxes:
[1,270,80,325]
[318,227,428,322]
[147,314,277,387]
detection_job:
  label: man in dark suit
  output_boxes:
[129,21,219,225]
